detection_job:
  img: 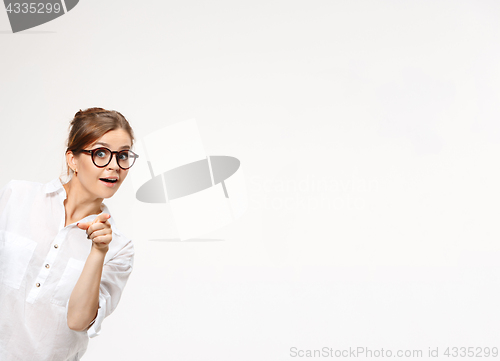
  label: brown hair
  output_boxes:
[64,107,135,177]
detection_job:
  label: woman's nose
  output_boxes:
[107,154,120,170]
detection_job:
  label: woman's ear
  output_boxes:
[66,151,77,172]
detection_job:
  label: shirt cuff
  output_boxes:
[65,297,106,338]
[87,295,107,338]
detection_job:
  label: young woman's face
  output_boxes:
[74,129,133,199]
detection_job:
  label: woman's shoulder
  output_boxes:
[1,179,63,207]
[110,224,134,249]
[0,180,46,217]
[100,204,131,239]
[100,204,135,254]
[1,179,44,194]
[107,228,135,263]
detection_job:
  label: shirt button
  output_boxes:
[36,283,40,287]
[45,264,50,269]
[54,244,59,248]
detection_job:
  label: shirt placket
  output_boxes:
[26,217,70,304]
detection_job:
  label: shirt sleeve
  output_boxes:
[85,238,135,338]
[0,180,13,220]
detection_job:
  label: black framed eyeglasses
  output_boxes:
[81,147,139,170]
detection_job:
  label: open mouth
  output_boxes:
[100,178,118,183]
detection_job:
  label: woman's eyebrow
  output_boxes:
[94,142,131,150]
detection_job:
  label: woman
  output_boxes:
[0,108,139,360]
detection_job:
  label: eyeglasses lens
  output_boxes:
[92,149,135,169]
[118,151,132,169]
[93,149,111,167]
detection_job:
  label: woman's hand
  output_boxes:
[77,213,112,253]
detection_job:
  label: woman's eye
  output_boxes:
[119,153,129,160]
[96,150,107,158]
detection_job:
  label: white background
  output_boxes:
[1,1,500,360]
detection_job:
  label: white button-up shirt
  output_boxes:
[0,177,134,361]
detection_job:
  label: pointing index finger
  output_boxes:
[96,213,111,223]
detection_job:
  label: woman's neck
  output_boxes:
[62,179,103,227]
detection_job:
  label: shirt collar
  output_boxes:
[44,176,65,195]
[44,177,119,232]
